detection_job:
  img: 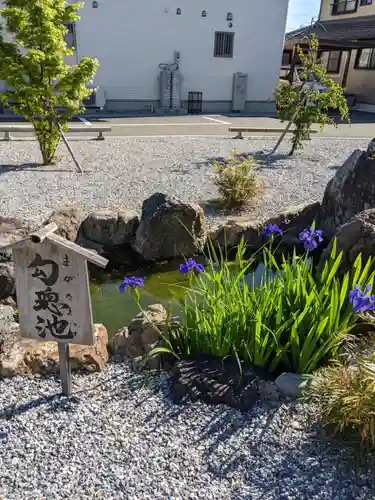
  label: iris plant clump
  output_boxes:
[120,225,375,375]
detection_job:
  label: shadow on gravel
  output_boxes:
[251,150,293,168]
[0,392,69,419]
[0,163,74,174]
[147,389,375,500]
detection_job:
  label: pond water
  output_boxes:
[90,259,274,337]
[90,262,189,336]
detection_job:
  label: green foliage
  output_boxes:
[157,239,375,374]
[304,352,375,446]
[275,35,349,155]
[0,0,99,164]
[212,151,260,207]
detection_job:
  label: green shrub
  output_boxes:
[212,151,260,207]
[163,239,375,374]
[274,35,349,156]
[304,353,375,446]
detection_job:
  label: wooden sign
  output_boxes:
[4,223,108,396]
[13,240,94,345]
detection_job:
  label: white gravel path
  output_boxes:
[0,361,373,500]
[0,136,368,225]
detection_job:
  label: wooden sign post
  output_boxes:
[2,223,108,396]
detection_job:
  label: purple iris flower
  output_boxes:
[215,157,226,165]
[180,258,204,274]
[299,227,323,251]
[349,285,375,313]
[119,276,145,293]
[264,224,283,238]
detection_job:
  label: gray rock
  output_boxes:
[0,323,109,378]
[319,147,375,240]
[0,305,17,337]
[0,304,15,324]
[81,209,139,247]
[0,263,15,300]
[264,202,321,248]
[0,215,34,262]
[75,232,106,255]
[366,136,375,157]
[131,352,161,372]
[319,209,375,272]
[0,296,17,308]
[110,304,167,358]
[275,372,311,398]
[208,217,263,252]
[132,193,206,261]
[44,207,84,242]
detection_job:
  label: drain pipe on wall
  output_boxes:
[158,53,181,111]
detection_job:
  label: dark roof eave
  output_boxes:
[284,37,375,50]
[285,14,375,49]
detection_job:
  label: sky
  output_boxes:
[286,0,322,33]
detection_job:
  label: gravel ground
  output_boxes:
[0,361,374,500]
[0,136,369,225]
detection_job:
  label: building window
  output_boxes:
[331,0,358,15]
[214,32,234,58]
[355,48,375,69]
[324,51,342,73]
[360,0,372,5]
[65,23,76,49]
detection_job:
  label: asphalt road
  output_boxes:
[1,113,375,139]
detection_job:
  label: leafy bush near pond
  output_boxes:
[304,352,375,446]
[120,226,375,376]
[164,239,374,374]
[212,151,260,207]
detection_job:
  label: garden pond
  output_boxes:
[90,261,186,336]
[89,259,271,337]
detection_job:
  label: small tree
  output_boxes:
[0,0,99,165]
[275,35,349,155]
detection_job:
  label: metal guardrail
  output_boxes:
[0,124,111,141]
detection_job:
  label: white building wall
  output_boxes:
[74,0,289,112]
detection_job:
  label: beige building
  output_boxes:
[284,0,375,110]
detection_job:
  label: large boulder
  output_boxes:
[319,147,375,240]
[319,209,375,272]
[81,209,139,247]
[132,193,206,261]
[0,304,17,333]
[208,217,263,252]
[0,263,15,300]
[44,207,84,242]
[263,202,321,247]
[0,215,34,262]
[110,304,167,358]
[208,202,320,255]
[0,323,109,378]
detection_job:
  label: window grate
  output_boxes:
[214,32,234,58]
